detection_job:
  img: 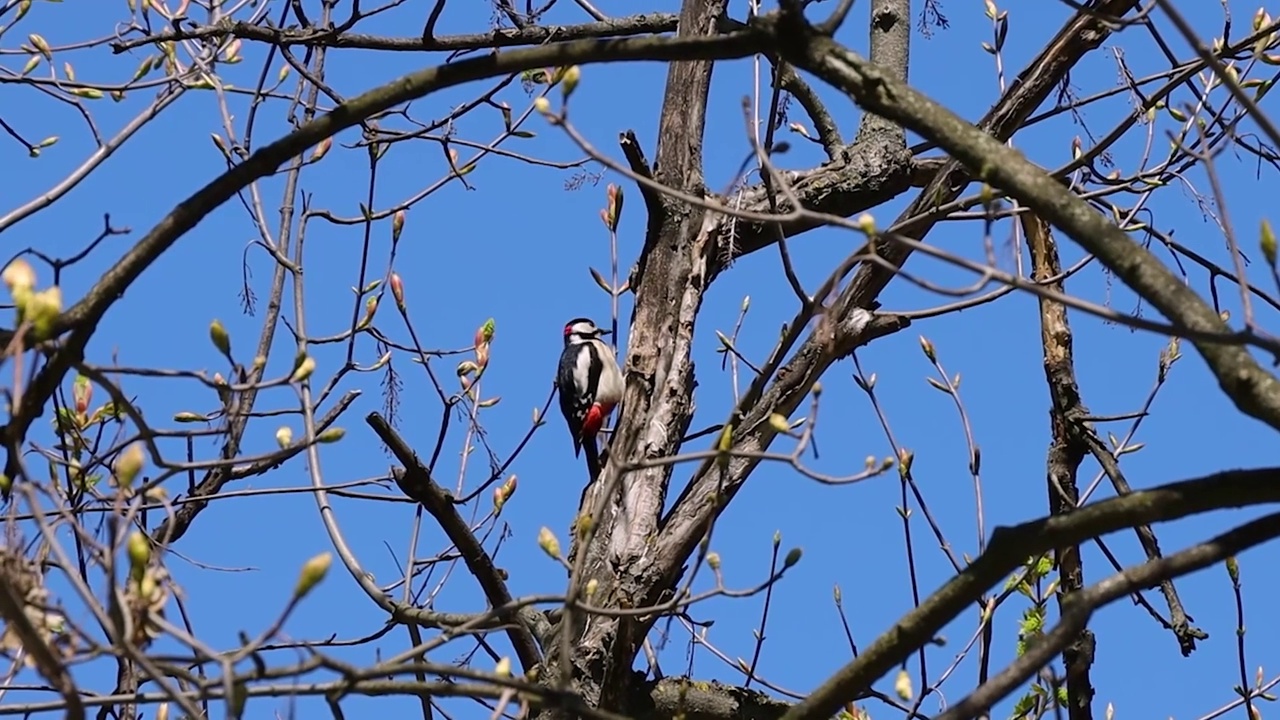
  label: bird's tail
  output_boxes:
[583,437,603,482]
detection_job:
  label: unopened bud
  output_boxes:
[538,526,561,558]
[294,551,332,599]
[213,371,229,407]
[2,258,36,295]
[716,424,733,470]
[28,286,62,338]
[173,411,204,423]
[493,475,517,513]
[360,296,378,328]
[275,426,293,449]
[604,183,623,232]
[291,355,316,383]
[560,65,581,98]
[533,96,552,115]
[707,552,721,570]
[919,335,936,361]
[768,413,790,433]
[127,531,151,573]
[28,33,52,61]
[311,136,332,162]
[495,657,511,677]
[856,213,876,235]
[390,273,405,310]
[783,547,802,569]
[1262,219,1277,267]
[477,318,496,345]
[209,319,232,357]
[895,669,913,700]
[139,572,157,603]
[585,578,598,597]
[115,442,145,489]
[392,209,406,242]
[316,428,345,444]
[72,374,92,415]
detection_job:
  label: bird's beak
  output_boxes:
[598,329,613,337]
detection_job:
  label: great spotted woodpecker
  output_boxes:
[555,318,624,479]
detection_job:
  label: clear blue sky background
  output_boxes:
[2,0,1278,718]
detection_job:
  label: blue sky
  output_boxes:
[2,0,1279,718]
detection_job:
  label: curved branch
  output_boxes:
[781,466,1280,720]
[368,412,543,674]
[3,25,769,492]
[735,0,1144,277]
[749,9,1266,295]
[110,14,682,55]
[782,15,1280,432]
[934,510,1280,720]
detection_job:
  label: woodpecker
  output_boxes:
[555,317,625,479]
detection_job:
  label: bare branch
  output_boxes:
[933,510,1280,720]
[109,13,681,55]
[783,466,1280,720]
[368,412,543,673]
[1,26,769,495]
[782,14,1280,432]
[1024,211,1097,720]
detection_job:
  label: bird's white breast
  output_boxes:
[589,339,625,405]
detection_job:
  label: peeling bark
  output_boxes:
[546,0,729,710]
[535,2,1158,718]
[804,0,1144,309]
[712,0,915,270]
[1024,213,1095,720]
